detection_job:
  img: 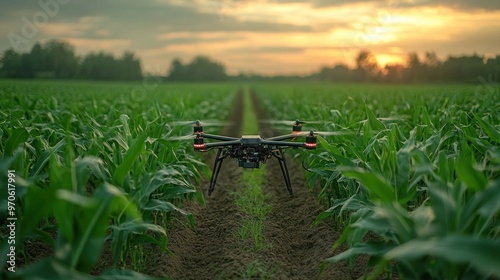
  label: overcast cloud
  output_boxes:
[1,0,498,74]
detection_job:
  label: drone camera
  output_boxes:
[239,161,259,168]
[193,136,205,150]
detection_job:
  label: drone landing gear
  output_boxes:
[207,146,293,196]
[208,149,229,196]
[273,147,293,195]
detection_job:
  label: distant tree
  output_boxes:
[118,51,142,80]
[403,52,424,83]
[354,50,380,82]
[78,51,142,81]
[441,54,485,83]
[424,51,441,68]
[168,56,227,82]
[422,51,442,82]
[168,58,187,81]
[42,39,78,79]
[315,50,497,84]
[384,64,405,83]
[79,52,117,80]
[0,49,23,78]
[485,55,500,82]
[187,56,227,81]
[317,64,354,82]
[0,40,145,81]
[25,43,46,78]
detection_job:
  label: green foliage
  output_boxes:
[0,40,142,80]
[237,260,276,280]
[256,83,500,279]
[241,88,259,135]
[235,89,271,250]
[0,80,236,278]
[168,56,227,82]
[235,168,271,251]
[316,51,500,84]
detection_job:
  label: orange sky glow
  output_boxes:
[1,0,499,75]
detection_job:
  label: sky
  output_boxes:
[1,0,499,75]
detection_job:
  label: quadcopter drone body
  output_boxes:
[189,120,319,196]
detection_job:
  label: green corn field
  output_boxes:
[1,80,499,279]
[0,80,236,279]
[255,83,500,279]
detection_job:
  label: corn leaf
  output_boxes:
[112,132,147,186]
[474,114,500,144]
[340,167,396,205]
[385,235,500,277]
[4,127,29,156]
[456,152,487,191]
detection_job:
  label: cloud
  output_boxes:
[157,32,246,45]
[228,46,305,53]
[64,38,131,52]
[0,0,313,52]
[401,24,500,56]
[405,0,500,11]
[1,0,312,34]
[269,0,500,10]
[39,17,104,37]
[0,0,498,75]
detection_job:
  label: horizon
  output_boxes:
[1,0,500,76]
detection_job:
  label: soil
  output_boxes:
[145,91,247,279]
[146,91,367,279]
[13,89,367,279]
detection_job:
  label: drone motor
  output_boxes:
[193,135,205,150]
[305,131,317,149]
[193,120,203,134]
[292,120,302,134]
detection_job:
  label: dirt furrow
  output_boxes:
[252,91,354,279]
[147,91,248,279]
[150,89,364,279]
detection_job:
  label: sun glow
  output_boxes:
[19,0,497,75]
[376,54,405,67]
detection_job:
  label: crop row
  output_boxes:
[255,83,500,279]
[0,80,236,279]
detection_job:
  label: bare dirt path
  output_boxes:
[252,91,361,280]
[146,91,250,279]
[148,90,363,279]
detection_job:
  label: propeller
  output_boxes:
[260,119,327,126]
[296,130,353,137]
[167,119,232,127]
[166,135,197,141]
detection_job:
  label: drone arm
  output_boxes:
[204,139,241,149]
[266,134,301,141]
[261,139,306,148]
[203,134,239,141]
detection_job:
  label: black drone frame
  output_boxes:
[190,120,318,196]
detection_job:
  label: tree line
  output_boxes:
[167,56,227,81]
[315,50,500,83]
[0,40,142,80]
[1,39,499,83]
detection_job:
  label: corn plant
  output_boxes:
[255,83,500,279]
[0,80,236,278]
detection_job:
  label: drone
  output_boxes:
[173,119,334,196]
